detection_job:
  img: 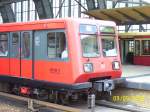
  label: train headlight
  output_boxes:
[112,61,120,70]
[84,63,93,72]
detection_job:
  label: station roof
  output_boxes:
[85,5,150,25]
[119,32,150,38]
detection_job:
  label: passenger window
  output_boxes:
[22,32,30,58]
[47,32,68,60]
[0,34,8,57]
[142,40,150,55]
[12,33,19,57]
[135,40,140,56]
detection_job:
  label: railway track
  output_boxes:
[0,91,128,112]
[1,91,150,112]
[0,91,82,112]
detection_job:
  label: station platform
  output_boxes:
[112,65,150,109]
[124,75,150,90]
[120,65,150,90]
[122,65,150,77]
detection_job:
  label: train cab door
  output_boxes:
[20,31,33,79]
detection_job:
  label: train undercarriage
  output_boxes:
[0,77,115,107]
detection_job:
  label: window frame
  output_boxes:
[99,26,118,57]
[79,24,100,58]
[101,35,118,57]
[79,24,97,34]
[128,40,134,53]
[47,30,69,61]
[80,34,100,58]
[100,26,115,34]
[21,31,32,59]
[134,40,141,56]
[141,39,150,55]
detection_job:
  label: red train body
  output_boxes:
[0,18,122,92]
[134,36,150,66]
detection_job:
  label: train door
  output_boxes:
[34,30,71,83]
[20,31,33,79]
[10,32,20,77]
[121,39,134,64]
[10,31,33,79]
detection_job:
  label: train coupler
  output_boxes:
[93,79,115,93]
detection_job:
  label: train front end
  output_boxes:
[71,19,122,92]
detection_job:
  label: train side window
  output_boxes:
[47,32,68,60]
[12,33,19,57]
[22,32,30,58]
[142,40,150,55]
[0,34,8,57]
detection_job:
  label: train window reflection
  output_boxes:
[81,34,99,57]
[22,32,30,58]
[0,34,8,57]
[102,36,117,57]
[47,32,68,59]
[12,33,19,57]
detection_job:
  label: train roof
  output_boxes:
[0,18,116,32]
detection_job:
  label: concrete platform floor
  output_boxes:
[121,65,150,77]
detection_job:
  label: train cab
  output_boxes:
[74,20,121,84]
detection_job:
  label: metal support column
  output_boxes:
[21,1,23,21]
[68,0,71,17]
[113,0,118,8]
[27,0,30,21]
[139,25,146,32]
[125,25,131,32]
[125,0,129,32]
[0,4,16,23]
[59,0,62,18]
[78,0,81,17]
[97,0,106,9]
[33,0,53,19]
[86,0,96,10]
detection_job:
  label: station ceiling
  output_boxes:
[85,5,150,25]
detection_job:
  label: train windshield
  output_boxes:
[80,24,99,57]
[102,36,117,56]
[81,35,99,57]
[100,26,117,57]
